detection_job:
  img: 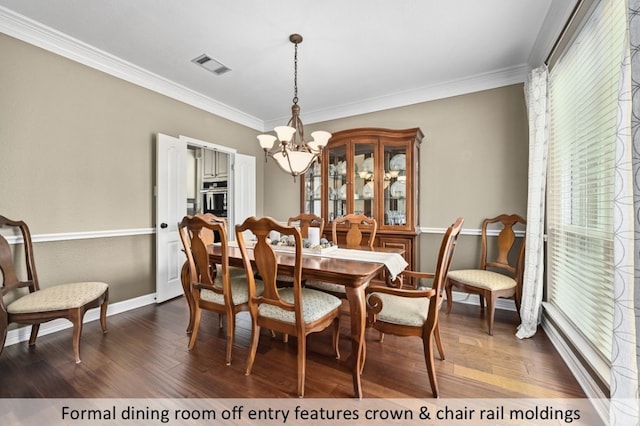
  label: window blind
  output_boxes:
[546,0,625,373]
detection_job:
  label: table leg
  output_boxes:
[345,285,366,399]
[181,261,195,334]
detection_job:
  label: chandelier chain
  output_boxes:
[293,40,298,105]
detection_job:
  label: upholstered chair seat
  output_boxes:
[258,288,342,324]
[6,282,108,314]
[446,270,516,292]
[366,292,429,327]
[201,275,263,306]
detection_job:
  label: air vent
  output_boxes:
[191,54,231,75]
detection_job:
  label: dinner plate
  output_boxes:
[390,181,406,198]
[362,182,374,199]
[361,157,374,173]
[339,183,347,199]
[389,154,406,171]
[338,161,347,175]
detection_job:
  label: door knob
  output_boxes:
[160,223,168,229]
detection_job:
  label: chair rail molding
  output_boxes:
[3,228,155,244]
[419,226,526,238]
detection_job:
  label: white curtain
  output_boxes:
[516,66,548,339]
[611,1,639,424]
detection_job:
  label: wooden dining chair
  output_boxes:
[445,214,526,335]
[181,212,244,334]
[287,213,325,239]
[235,216,341,397]
[275,213,325,288]
[305,213,377,296]
[0,215,109,364]
[365,217,464,397]
[331,213,377,249]
[178,214,260,365]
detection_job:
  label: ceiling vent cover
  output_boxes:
[191,54,231,75]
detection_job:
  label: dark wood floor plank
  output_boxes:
[0,296,586,399]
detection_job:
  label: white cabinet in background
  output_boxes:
[203,148,228,179]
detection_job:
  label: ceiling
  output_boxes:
[0,0,575,131]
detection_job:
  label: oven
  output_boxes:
[202,181,228,217]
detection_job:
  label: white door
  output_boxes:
[233,153,256,239]
[156,133,187,303]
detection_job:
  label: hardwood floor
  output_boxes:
[0,297,586,399]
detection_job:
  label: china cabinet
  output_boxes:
[301,127,423,271]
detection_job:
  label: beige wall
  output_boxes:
[0,34,263,303]
[0,32,528,303]
[263,85,529,270]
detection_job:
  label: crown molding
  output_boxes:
[265,63,531,129]
[0,6,264,131]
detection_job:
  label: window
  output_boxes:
[546,0,625,383]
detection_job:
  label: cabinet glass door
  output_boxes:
[302,162,322,215]
[326,143,348,222]
[383,144,408,227]
[353,142,376,220]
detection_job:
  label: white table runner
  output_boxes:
[226,241,408,280]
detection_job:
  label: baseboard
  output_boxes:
[4,293,157,347]
[541,306,610,423]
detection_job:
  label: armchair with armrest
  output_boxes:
[365,217,464,397]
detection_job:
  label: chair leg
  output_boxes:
[100,291,109,334]
[70,308,83,364]
[444,280,454,314]
[225,312,235,366]
[181,262,195,334]
[486,293,497,336]
[296,334,306,398]
[434,322,445,360]
[478,294,486,312]
[423,332,439,398]
[378,331,385,342]
[332,317,340,360]
[245,323,260,376]
[360,341,366,375]
[188,306,202,350]
[28,324,40,346]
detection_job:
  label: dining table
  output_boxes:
[180,243,406,398]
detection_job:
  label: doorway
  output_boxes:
[155,133,255,303]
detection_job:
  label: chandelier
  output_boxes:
[257,34,331,180]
